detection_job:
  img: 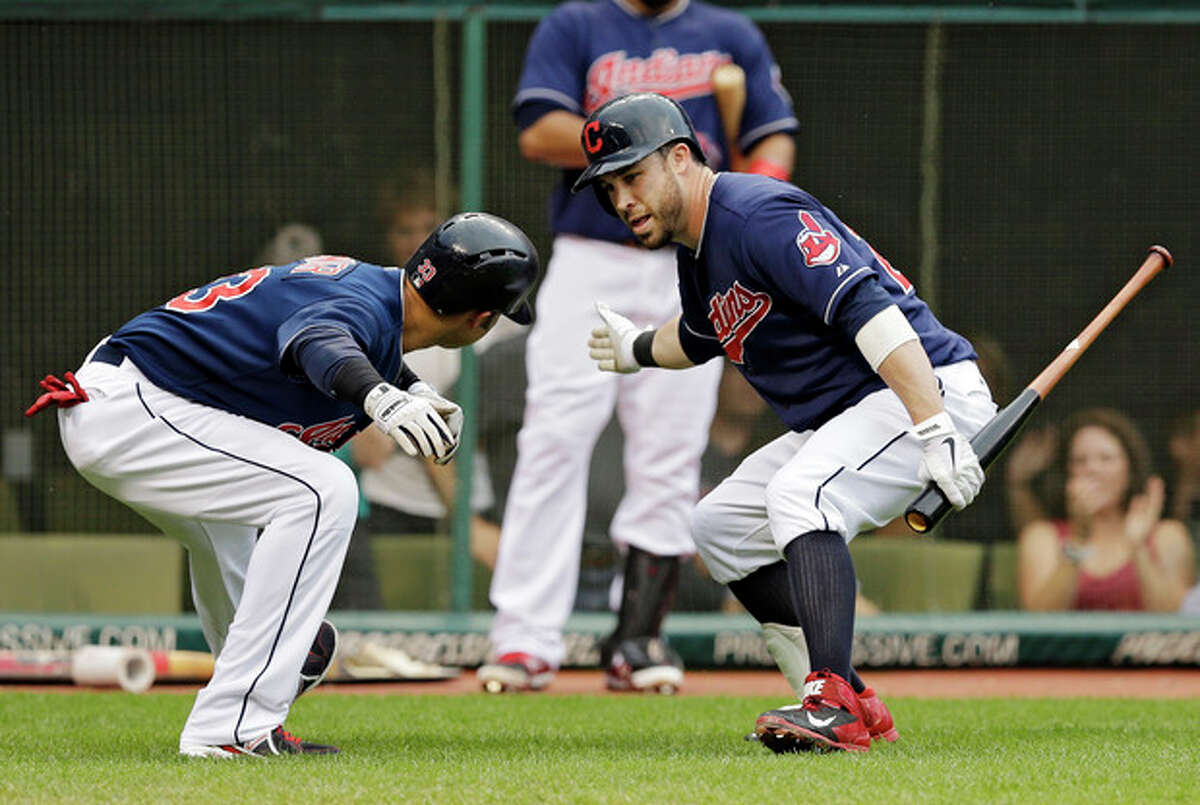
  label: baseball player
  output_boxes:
[25,213,539,757]
[479,0,798,695]
[577,94,996,752]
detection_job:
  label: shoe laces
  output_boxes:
[275,727,302,747]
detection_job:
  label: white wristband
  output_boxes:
[910,410,955,443]
[363,382,402,421]
[854,305,918,371]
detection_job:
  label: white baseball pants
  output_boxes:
[488,236,722,667]
[691,360,996,584]
[57,347,357,747]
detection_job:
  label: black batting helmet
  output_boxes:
[405,212,540,325]
[570,92,705,212]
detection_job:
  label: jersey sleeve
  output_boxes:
[276,294,393,373]
[677,315,724,365]
[675,253,726,365]
[726,17,798,152]
[512,7,587,127]
[744,200,879,333]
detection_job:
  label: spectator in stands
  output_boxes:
[338,171,517,596]
[1017,407,1196,612]
[1004,424,1060,536]
[1168,407,1200,538]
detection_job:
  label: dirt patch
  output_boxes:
[311,667,1200,699]
[6,668,1198,698]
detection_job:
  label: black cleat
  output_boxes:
[180,726,339,757]
[297,619,338,697]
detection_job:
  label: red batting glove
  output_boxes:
[24,372,89,417]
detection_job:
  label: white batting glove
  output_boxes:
[590,302,643,374]
[911,411,984,510]
[409,381,463,465]
[363,382,454,461]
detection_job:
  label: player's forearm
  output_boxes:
[649,316,695,369]
[875,340,944,425]
[742,133,795,178]
[518,110,588,168]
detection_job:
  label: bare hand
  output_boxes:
[1124,476,1165,547]
[1006,427,1057,486]
[1065,475,1107,524]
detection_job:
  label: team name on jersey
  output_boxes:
[278,415,357,451]
[708,281,772,364]
[585,48,730,113]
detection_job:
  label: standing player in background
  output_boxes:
[26,213,539,757]
[579,94,995,752]
[479,0,798,695]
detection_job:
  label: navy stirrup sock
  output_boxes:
[727,561,798,626]
[783,530,858,683]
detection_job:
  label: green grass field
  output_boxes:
[1,690,1196,803]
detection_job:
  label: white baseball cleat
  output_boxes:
[477,652,555,693]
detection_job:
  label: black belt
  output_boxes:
[91,343,125,366]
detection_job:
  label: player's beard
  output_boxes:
[631,175,684,250]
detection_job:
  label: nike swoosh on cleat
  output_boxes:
[806,712,836,728]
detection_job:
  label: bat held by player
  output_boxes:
[711,62,747,172]
[905,245,1173,534]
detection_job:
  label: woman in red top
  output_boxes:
[1018,408,1195,611]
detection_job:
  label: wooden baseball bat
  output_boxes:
[0,648,214,683]
[151,649,214,681]
[711,63,746,172]
[905,245,1173,533]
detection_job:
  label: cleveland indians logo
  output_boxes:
[708,281,772,364]
[278,415,357,451]
[795,211,842,267]
[411,258,437,289]
[583,120,604,154]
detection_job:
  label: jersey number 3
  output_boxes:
[165,267,271,313]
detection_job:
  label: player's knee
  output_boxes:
[763,474,827,540]
[304,457,359,535]
[762,473,793,519]
[516,418,596,465]
[690,493,724,550]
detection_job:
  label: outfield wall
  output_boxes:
[3,610,1198,670]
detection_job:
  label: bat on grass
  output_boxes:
[0,647,214,687]
[905,245,1173,533]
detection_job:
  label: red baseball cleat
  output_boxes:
[753,669,871,753]
[858,686,899,742]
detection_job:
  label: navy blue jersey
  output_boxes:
[514,0,797,242]
[108,255,405,451]
[677,174,976,433]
